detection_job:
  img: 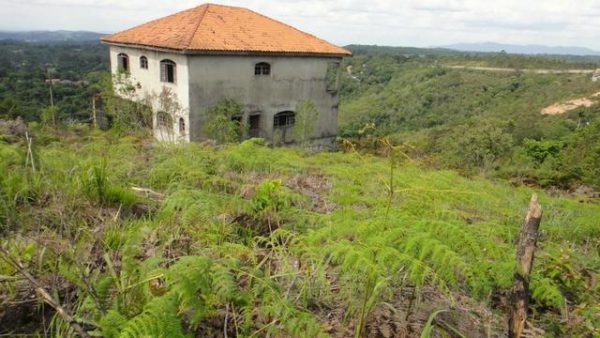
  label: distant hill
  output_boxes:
[442,42,600,56]
[0,30,105,42]
[345,44,461,57]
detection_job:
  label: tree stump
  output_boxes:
[509,194,542,338]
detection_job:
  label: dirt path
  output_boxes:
[541,91,600,115]
[445,65,596,74]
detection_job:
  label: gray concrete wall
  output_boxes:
[108,46,343,146]
[187,55,342,145]
[108,46,191,142]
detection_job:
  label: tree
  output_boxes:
[293,100,319,144]
[442,119,513,172]
[203,98,243,143]
[40,106,59,126]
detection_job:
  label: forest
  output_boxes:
[0,41,599,337]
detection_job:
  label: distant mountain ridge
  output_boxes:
[442,42,600,56]
[0,30,105,42]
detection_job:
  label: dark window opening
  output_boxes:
[254,62,271,75]
[249,114,261,138]
[178,117,185,134]
[117,53,129,72]
[160,59,176,83]
[140,56,148,69]
[273,111,295,128]
[156,111,172,128]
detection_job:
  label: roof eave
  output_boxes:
[101,40,352,57]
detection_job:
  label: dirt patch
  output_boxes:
[0,275,75,335]
[285,173,337,213]
[541,92,600,115]
[236,171,336,214]
[314,284,507,338]
[541,97,596,115]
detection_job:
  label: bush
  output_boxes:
[440,120,513,172]
[203,98,243,143]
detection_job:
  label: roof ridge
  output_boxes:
[184,4,210,51]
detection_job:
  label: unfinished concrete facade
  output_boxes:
[102,4,350,146]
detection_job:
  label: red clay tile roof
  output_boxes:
[101,3,351,56]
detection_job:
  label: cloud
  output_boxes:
[0,0,598,51]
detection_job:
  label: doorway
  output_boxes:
[249,114,261,138]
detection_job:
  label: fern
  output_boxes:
[530,275,565,309]
[119,294,188,338]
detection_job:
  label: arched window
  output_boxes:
[117,53,129,72]
[160,59,176,83]
[178,117,185,134]
[273,111,295,128]
[140,56,148,69]
[254,62,270,75]
[156,111,172,128]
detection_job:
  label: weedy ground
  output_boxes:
[1,125,599,337]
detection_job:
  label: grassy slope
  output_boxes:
[1,128,598,336]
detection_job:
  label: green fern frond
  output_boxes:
[119,294,188,338]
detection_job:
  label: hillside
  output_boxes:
[339,47,600,190]
[1,127,598,337]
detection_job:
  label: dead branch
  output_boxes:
[131,186,165,199]
[25,131,35,172]
[0,247,90,338]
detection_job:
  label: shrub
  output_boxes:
[203,98,243,143]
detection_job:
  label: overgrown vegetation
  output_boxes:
[203,98,244,143]
[1,126,599,337]
[0,41,599,337]
[340,46,600,190]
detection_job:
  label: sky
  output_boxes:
[1,0,600,50]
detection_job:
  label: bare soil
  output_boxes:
[541,94,599,115]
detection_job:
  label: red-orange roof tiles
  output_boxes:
[101,3,351,56]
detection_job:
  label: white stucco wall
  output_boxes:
[108,46,191,142]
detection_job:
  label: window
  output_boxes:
[117,53,129,72]
[140,56,148,69]
[273,111,295,128]
[160,59,176,83]
[178,117,185,134]
[254,62,270,75]
[156,111,172,128]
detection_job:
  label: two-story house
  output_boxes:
[101,3,351,146]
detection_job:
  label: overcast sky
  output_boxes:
[1,0,600,50]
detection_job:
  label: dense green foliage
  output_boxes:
[0,41,107,121]
[203,98,244,143]
[339,48,600,189]
[1,127,598,336]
